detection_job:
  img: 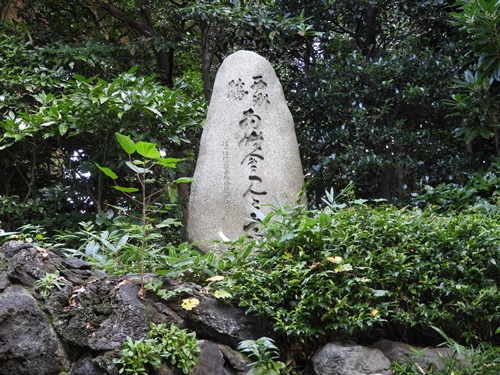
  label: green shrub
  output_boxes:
[224,192,500,346]
[115,323,202,375]
[237,337,286,375]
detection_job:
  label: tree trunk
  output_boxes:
[363,3,377,58]
[379,164,392,201]
[201,25,213,102]
[495,128,500,156]
[100,2,173,87]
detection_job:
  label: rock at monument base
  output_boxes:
[312,342,392,375]
[183,293,274,348]
[0,285,68,375]
[191,341,225,375]
[371,339,467,372]
[188,50,305,253]
[0,240,267,375]
[0,241,472,375]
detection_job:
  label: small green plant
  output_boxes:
[96,132,192,293]
[144,280,192,301]
[35,270,66,299]
[116,336,163,375]
[237,337,285,375]
[150,323,202,374]
[115,323,202,375]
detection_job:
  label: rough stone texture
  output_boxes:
[0,240,471,375]
[0,240,268,375]
[7,244,58,287]
[192,340,225,375]
[372,339,467,372]
[184,293,274,348]
[0,285,68,375]
[312,342,392,375]
[49,279,151,351]
[188,50,305,253]
[218,344,251,374]
[71,354,109,375]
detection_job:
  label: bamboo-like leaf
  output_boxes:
[112,186,139,193]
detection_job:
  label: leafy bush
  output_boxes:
[224,189,500,346]
[412,157,500,213]
[58,221,176,276]
[237,337,286,375]
[114,323,202,375]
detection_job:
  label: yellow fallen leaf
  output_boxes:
[206,275,225,282]
[181,298,200,311]
[326,256,342,264]
[370,309,379,317]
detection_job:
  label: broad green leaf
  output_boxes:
[95,163,118,179]
[214,289,232,299]
[136,141,160,158]
[125,161,150,174]
[156,157,183,167]
[175,177,194,183]
[115,133,136,154]
[112,186,139,193]
[58,123,68,136]
[168,186,178,203]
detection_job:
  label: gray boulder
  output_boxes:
[183,294,274,348]
[0,285,69,375]
[371,339,467,372]
[312,342,392,375]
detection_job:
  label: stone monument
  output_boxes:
[187,50,305,253]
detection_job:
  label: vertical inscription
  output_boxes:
[228,75,270,234]
[222,140,230,222]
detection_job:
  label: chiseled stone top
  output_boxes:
[188,50,305,253]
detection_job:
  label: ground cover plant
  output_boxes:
[218,185,500,355]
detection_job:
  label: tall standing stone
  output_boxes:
[188,50,305,253]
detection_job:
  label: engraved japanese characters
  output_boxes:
[187,50,305,253]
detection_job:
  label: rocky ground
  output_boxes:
[0,240,461,375]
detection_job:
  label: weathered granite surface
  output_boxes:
[188,50,305,253]
[312,342,392,375]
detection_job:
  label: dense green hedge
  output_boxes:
[225,198,500,346]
